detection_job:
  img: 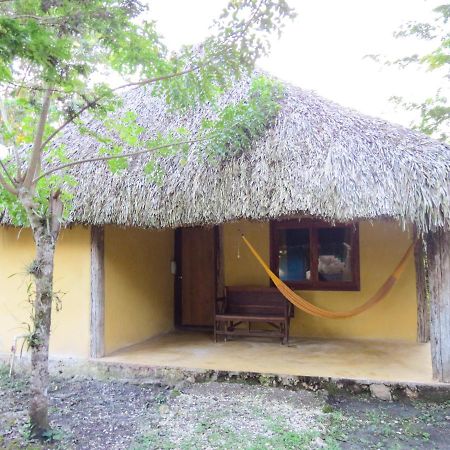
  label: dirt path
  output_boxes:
[1,365,449,449]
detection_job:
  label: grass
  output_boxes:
[129,396,450,450]
[323,400,450,450]
[2,368,449,450]
[0,363,28,392]
[130,411,342,450]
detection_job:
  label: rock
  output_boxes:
[280,376,297,387]
[159,404,170,415]
[370,384,392,401]
[348,384,363,395]
[313,437,326,448]
[405,387,418,399]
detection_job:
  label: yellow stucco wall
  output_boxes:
[1,219,416,360]
[104,226,174,354]
[0,226,91,357]
[223,220,417,342]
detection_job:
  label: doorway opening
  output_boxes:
[174,226,219,329]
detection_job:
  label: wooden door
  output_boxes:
[176,227,216,327]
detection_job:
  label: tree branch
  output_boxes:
[0,159,16,186]
[33,136,211,184]
[5,14,63,23]
[0,96,24,181]
[23,88,52,189]
[38,67,199,154]
[0,168,18,195]
[0,97,10,130]
[217,0,264,46]
[11,145,23,181]
[3,80,68,95]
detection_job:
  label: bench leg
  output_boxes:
[280,322,290,345]
[285,319,290,345]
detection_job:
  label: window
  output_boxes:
[270,219,360,291]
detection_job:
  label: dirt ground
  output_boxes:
[1,365,449,450]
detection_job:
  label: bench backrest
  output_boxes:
[224,286,290,317]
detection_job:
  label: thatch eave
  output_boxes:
[2,74,449,233]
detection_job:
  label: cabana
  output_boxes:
[1,75,449,384]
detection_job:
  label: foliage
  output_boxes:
[202,75,284,160]
[390,90,449,141]
[377,3,449,142]
[0,0,294,225]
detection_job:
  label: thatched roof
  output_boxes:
[26,75,450,231]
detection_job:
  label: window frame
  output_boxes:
[270,219,360,291]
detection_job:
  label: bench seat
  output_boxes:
[214,286,293,344]
[215,314,286,321]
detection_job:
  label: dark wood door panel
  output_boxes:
[179,227,216,327]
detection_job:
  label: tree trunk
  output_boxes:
[414,235,430,343]
[20,190,62,438]
[28,225,57,437]
[427,229,450,382]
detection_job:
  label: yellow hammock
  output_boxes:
[241,235,414,319]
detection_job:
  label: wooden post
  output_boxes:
[427,229,450,382]
[414,234,429,343]
[90,226,105,358]
[216,225,225,299]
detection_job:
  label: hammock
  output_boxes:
[241,235,414,319]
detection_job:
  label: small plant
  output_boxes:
[19,421,33,442]
[0,363,9,379]
[25,260,43,277]
[323,381,340,396]
[316,410,355,448]
[41,427,65,443]
[322,404,334,413]
[258,374,274,386]
[154,392,167,404]
[170,388,182,398]
[21,419,66,444]
[367,409,384,425]
[421,431,431,441]
[0,364,28,391]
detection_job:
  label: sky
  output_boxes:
[148,0,446,127]
[0,0,445,158]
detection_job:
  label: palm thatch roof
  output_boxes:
[28,75,450,231]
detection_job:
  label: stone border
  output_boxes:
[3,355,450,402]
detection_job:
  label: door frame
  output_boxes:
[174,226,221,329]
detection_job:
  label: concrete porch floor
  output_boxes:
[101,331,434,384]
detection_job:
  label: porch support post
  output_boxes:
[90,226,105,358]
[414,232,429,343]
[216,225,225,299]
[427,229,450,382]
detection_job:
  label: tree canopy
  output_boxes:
[0,0,294,221]
[386,3,449,142]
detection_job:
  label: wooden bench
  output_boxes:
[214,286,293,344]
